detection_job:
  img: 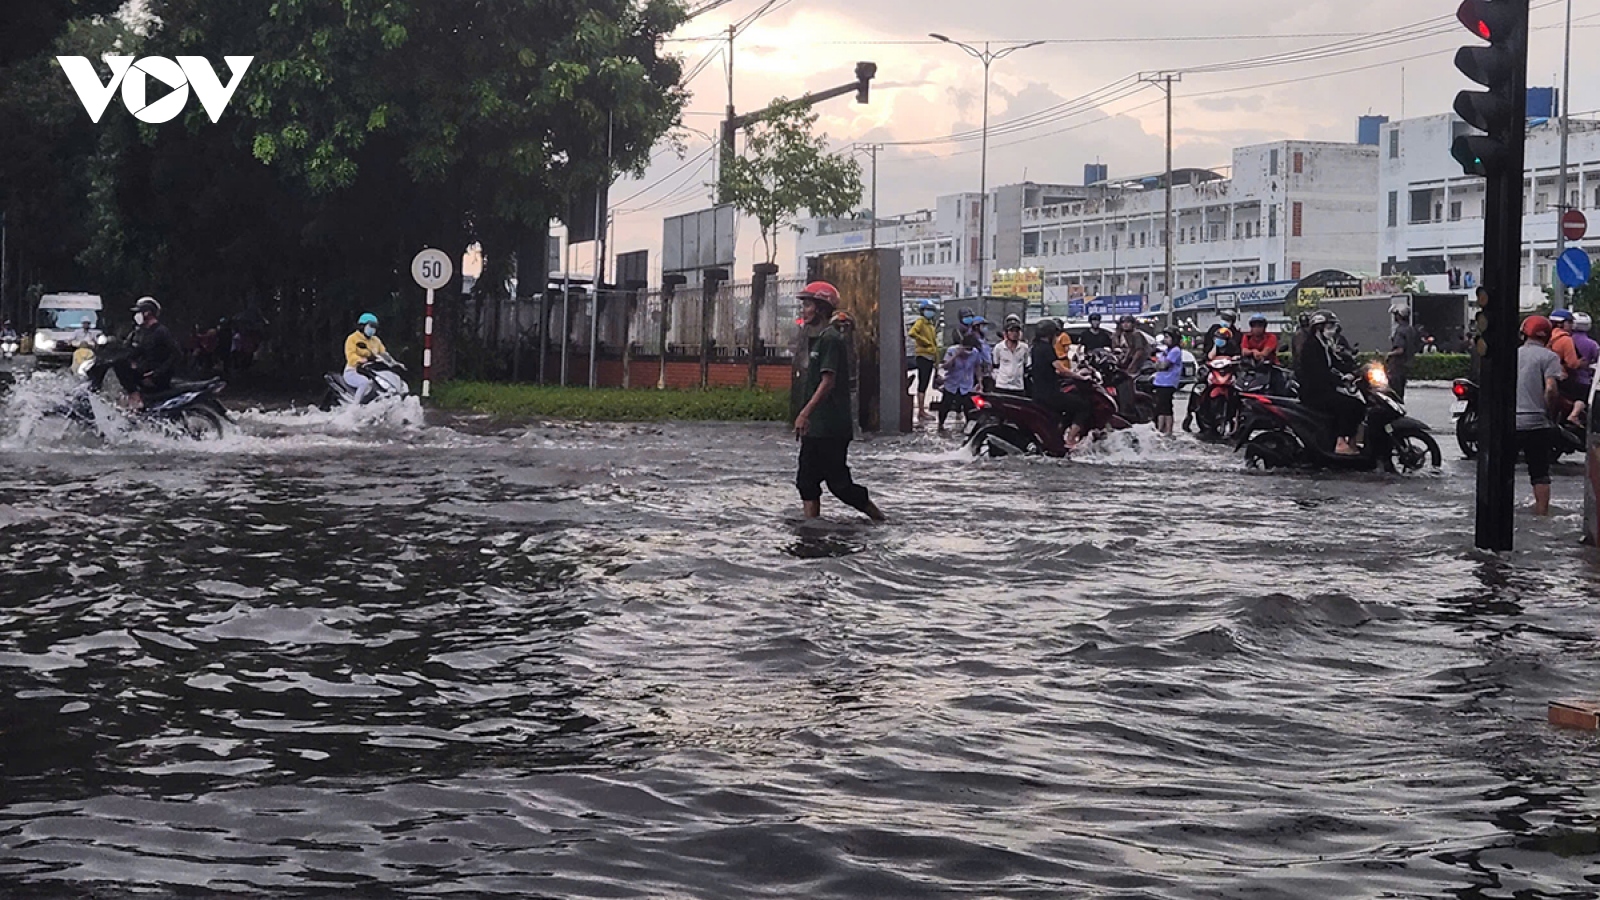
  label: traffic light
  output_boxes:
[1450,0,1528,176]
[855,62,877,104]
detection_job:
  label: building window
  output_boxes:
[1234,223,1241,240]
[1292,202,1303,237]
[1292,151,1303,174]
[1094,236,1100,251]
[1449,201,1462,222]
[1409,190,1432,224]
[1291,261,1302,280]
[1270,149,1279,175]
[1267,263,1276,281]
[1388,129,1399,159]
[1536,192,1550,214]
[1269,207,1278,237]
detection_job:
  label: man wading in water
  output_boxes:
[793,281,886,522]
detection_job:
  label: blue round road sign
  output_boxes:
[1558,247,1592,288]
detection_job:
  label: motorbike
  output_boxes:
[1235,359,1298,397]
[322,352,409,409]
[0,333,18,360]
[1183,356,1242,440]
[1234,363,1440,473]
[53,350,232,439]
[963,365,1130,458]
[1086,349,1157,426]
[1451,377,1585,460]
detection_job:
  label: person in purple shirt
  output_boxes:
[1568,312,1598,428]
[937,332,983,430]
[1152,328,1185,435]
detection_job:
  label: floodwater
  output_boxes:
[0,372,1596,899]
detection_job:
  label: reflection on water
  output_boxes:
[0,392,1596,898]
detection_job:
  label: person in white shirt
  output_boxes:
[992,314,1030,393]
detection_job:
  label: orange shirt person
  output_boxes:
[1240,313,1279,366]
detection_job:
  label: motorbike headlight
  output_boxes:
[1366,364,1389,389]
[35,338,55,352]
[96,334,108,345]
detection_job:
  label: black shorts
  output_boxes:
[1153,385,1176,416]
[915,357,934,392]
[1517,427,1554,486]
[1560,377,1587,403]
[941,392,975,415]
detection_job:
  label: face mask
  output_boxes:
[364,325,377,337]
[922,310,936,319]
[961,317,974,327]
[133,312,146,327]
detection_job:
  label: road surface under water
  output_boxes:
[0,377,1596,899]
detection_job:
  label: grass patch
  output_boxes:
[433,382,790,422]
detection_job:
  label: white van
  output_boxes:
[33,293,105,367]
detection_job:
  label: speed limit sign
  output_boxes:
[411,248,453,290]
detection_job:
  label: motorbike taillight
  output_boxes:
[1451,383,1468,398]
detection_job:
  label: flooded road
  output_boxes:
[0,378,1597,899]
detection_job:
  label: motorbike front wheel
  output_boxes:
[1389,430,1442,473]
[1455,410,1479,459]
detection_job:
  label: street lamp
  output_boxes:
[931,34,1045,296]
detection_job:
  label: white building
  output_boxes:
[796,193,983,300]
[1018,140,1381,312]
[1377,113,1600,308]
[796,183,1085,299]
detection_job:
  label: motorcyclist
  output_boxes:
[1206,326,1240,361]
[1296,310,1363,456]
[1112,314,1151,418]
[1029,318,1095,450]
[343,312,388,403]
[94,297,180,404]
[1548,308,1585,412]
[1240,313,1279,366]
[1203,310,1240,355]
[0,320,18,342]
[1568,311,1598,428]
[1078,312,1114,352]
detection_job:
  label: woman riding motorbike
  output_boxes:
[1295,310,1364,455]
[1030,318,1096,450]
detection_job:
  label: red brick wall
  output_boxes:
[531,354,792,391]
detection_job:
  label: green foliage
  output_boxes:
[720,101,863,264]
[433,383,790,422]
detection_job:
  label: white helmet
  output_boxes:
[1575,312,1593,333]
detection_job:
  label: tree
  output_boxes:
[0,0,121,67]
[720,101,863,266]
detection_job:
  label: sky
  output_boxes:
[583,0,1599,284]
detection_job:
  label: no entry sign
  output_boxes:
[1562,209,1587,242]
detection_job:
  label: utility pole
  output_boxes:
[1554,0,1573,304]
[931,35,1044,297]
[0,210,7,326]
[1141,72,1181,323]
[864,143,882,249]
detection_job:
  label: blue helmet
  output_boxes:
[1550,308,1574,325]
[358,313,379,327]
[918,299,937,311]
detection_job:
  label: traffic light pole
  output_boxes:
[1469,0,1529,553]
[717,63,877,205]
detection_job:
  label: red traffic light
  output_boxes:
[1459,2,1493,40]
[1457,0,1520,43]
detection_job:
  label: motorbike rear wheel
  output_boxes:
[1243,430,1298,470]
[1455,410,1479,459]
[1389,430,1442,473]
[176,407,225,441]
[966,424,1038,458]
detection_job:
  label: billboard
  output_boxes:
[663,206,737,274]
[991,268,1044,303]
[902,276,957,298]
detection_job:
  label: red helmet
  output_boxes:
[1521,315,1553,340]
[797,281,841,309]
